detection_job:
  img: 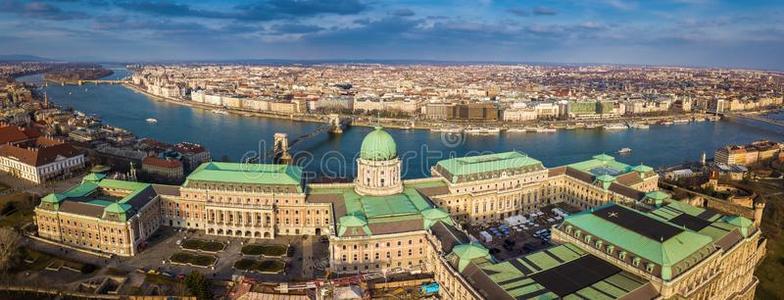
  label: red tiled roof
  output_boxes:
[0,141,82,166]
[0,125,40,144]
[142,156,182,169]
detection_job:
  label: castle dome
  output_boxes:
[359,126,397,161]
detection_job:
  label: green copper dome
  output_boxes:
[360,126,397,161]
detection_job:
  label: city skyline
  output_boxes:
[1,0,784,70]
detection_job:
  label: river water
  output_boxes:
[17,67,784,179]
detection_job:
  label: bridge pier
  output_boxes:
[328,114,343,134]
[273,133,292,164]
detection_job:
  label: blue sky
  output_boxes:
[1,0,783,69]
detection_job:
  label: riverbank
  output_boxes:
[42,67,113,85]
[123,82,428,130]
[123,83,730,132]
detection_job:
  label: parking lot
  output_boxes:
[468,203,582,260]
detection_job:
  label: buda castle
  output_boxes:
[34,127,766,299]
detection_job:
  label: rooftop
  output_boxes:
[309,182,451,237]
[38,176,157,222]
[568,154,633,177]
[455,243,657,300]
[0,137,82,166]
[560,201,759,281]
[435,151,545,183]
[185,162,302,191]
[563,204,714,268]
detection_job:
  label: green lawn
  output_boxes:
[233,258,285,274]
[170,252,217,267]
[180,239,225,252]
[240,244,288,257]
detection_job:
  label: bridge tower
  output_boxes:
[328,114,343,134]
[273,133,292,164]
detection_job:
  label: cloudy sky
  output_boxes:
[1,0,783,69]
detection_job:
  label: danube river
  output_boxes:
[18,68,784,179]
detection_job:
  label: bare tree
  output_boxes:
[0,227,21,272]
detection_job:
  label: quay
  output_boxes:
[44,79,127,86]
[722,112,784,128]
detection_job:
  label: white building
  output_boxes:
[0,137,85,184]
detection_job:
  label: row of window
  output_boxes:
[340,239,424,251]
[341,248,424,262]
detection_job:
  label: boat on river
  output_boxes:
[506,128,527,133]
[211,109,229,115]
[431,127,463,133]
[618,147,632,154]
[145,118,158,124]
[603,123,628,130]
[464,127,501,135]
[536,127,557,133]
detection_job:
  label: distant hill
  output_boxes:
[0,54,57,62]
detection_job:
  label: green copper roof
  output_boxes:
[435,151,544,183]
[327,183,441,237]
[359,126,397,161]
[87,199,115,207]
[593,153,615,161]
[632,164,654,173]
[37,177,152,222]
[648,201,753,241]
[645,191,670,201]
[564,205,713,268]
[186,162,303,189]
[103,202,133,222]
[595,174,616,189]
[452,242,490,272]
[82,172,106,183]
[422,208,454,229]
[645,191,670,206]
[104,202,132,214]
[722,216,753,237]
[41,193,65,203]
[568,154,632,176]
[360,194,420,217]
[337,215,372,236]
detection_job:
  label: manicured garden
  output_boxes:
[180,239,225,252]
[233,258,285,274]
[240,243,288,257]
[169,252,217,267]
